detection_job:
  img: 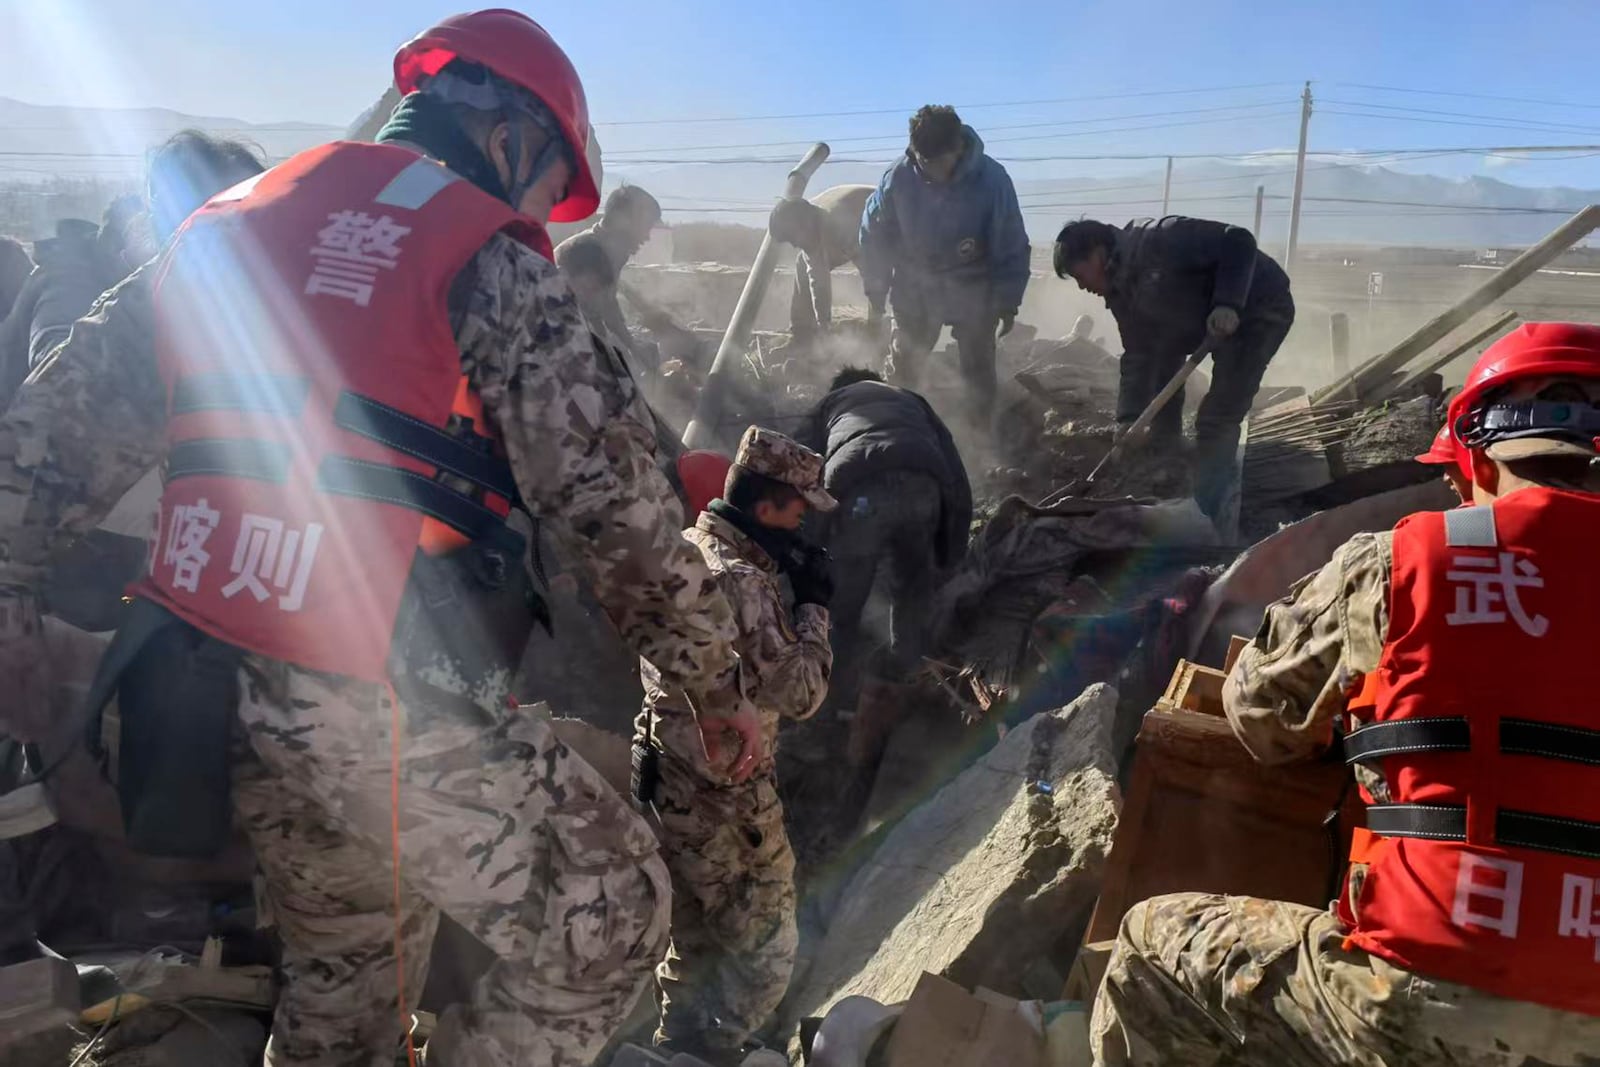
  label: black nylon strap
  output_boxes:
[317,456,507,542]
[1498,809,1600,860]
[167,438,290,484]
[1364,804,1600,860]
[1365,804,1467,841]
[1501,718,1600,767]
[333,392,517,501]
[172,373,310,416]
[1344,718,1471,763]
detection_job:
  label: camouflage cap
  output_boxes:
[734,425,838,511]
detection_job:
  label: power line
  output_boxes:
[605,100,1289,156]
[594,81,1296,127]
[1320,99,1600,136]
[1320,108,1600,137]
[1333,82,1600,113]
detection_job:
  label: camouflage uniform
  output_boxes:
[0,221,751,1065]
[639,427,836,1054]
[1091,530,1600,1066]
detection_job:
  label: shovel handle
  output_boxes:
[1085,339,1218,484]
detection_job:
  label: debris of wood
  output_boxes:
[1157,659,1227,717]
[1084,706,1363,944]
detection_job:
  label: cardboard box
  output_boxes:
[885,973,1043,1067]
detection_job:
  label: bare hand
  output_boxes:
[699,701,763,784]
[1207,305,1240,338]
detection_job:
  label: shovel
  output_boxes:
[1037,337,1218,507]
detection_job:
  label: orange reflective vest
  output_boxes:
[136,142,545,681]
[1338,488,1600,1016]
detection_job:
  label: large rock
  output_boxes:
[785,684,1121,1025]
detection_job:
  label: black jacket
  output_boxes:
[810,380,972,568]
[1105,215,1294,363]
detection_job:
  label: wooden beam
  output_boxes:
[1312,205,1600,406]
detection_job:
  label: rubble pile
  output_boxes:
[784,685,1121,1035]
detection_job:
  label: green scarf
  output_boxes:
[375,92,510,205]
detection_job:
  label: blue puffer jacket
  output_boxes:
[859,126,1031,323]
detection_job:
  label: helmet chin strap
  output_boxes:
[421,65,574,212]
[502,119,570,212]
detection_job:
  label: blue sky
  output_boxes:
[3,0,1600,191]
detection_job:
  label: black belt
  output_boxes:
[1367,804,1600,860]
[1346,716,1600,769]
[333,392,518,501]
[167,438,290,484]
[318,456,513,545]
[166,441,515,546]
[172,373,310,416]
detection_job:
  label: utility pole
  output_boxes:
[1253,184,1265,238]
[1161,156,1173,215]
[1284,81,1313,275]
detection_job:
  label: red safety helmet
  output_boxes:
[394,9,599,223]
[1448,322,1600,448]
[1415,424,1471,482]
[677,450,733,516]
[1415,425,1458,467]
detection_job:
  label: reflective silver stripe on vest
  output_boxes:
[1444,505,1498,548]
[373,158,461,210]
[210,171,266,204]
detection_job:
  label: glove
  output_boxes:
[997,310,1017,337]
[1207,305,1240,338]
[787,545,834,608]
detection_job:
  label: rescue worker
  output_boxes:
[638,426,836,1064]
[145,128,267,247]
[767,183,874,342]
[554,184,661,357]
[1053,215,1295,522]
[0,11,767,1065]
[0,133,263,409]
[1416,422,1472,503]
[0,218,120,404]
[860,105,1030,427]
[807,367,970,699]
[1092,321,1600,1067]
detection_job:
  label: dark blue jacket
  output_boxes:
[809,380,972,569]
[859,126,1030,321]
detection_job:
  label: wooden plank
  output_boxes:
[1224,635,1250,675]
[1085,707,1362,942]
[1157,662,1227,717]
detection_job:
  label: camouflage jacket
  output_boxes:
[643,511,831,771]
[0,230,744,715]
[1223,530,1392,765]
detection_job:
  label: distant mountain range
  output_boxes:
[0,95,338,181]
[2,94,1596,250]
[608,155,1600,250]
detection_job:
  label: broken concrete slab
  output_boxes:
[785,684,1121,1029]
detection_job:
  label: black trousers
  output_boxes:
[1119,310,1294,519]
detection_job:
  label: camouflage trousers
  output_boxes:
[1091,892,1600,1067]
[231,654,671,1067]
[646,738,798,1052]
